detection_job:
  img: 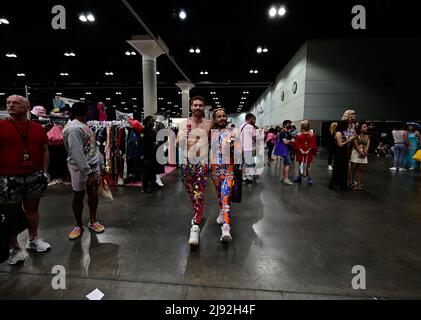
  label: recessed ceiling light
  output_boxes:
[249,70,254,74]
[116,92,122,95]
[269,7,277,17]
[125,51,131,56]
[0,92,6,96]
[60,73,69,76]
[263,48,269,53]
[254,70,259,74]
[79,14,88,22]
[132,98,137,101]
[122,102,126,105]
[56,92,62,95]
[0,18,10,25]
[86,92,92,95]
[6,53,17,58]
[189,48,195,53]
[179,9,187,20]
[131,51,136,56]
[257,47,263,54]
[106,98,111,101]
[87,14,95,22]
[17,73,26,77]
[156,71,160,75]
[80,98,86,101]
[195,48,201,54]
[278,7,287,16]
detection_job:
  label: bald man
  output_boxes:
[0,95,51,266]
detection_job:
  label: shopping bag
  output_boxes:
[98,177,113,201]
[413,150,421,162]
[231,166,243,204]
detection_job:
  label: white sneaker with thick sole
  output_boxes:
[8,248,25,265]
[389,167,397,172]
[216,212,224,225]
[188,225,200,246]
[156,175,164,187]
[399,168,407,172]
[26,237,51,253]
[220,224,232,242]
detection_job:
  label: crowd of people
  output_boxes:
[1,95,421,266]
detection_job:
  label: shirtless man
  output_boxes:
[177,96,212,246]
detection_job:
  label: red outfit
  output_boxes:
[294,132,317,164]
[0,120,48,175]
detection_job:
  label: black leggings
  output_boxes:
[267,142,275,159]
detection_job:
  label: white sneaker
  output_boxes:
[156,175,164,187]
[26,237,51,253]
[283,179,294,186]
[216,211,224,225]
[328,165,334,171]
[188,225,200,246]
[389,167,397,172]
[220,224,232,242]
[8,248,25,265]
[399,168,407,172]
[409,167,416,171]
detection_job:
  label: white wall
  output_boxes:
[245,37,421,127]
[304,38,421,121]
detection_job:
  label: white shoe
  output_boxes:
[389,167,397,172]
[26,237,51,253]
[8,248,25,265]
[188,225,200,246]
[216,212,224,225]
[409,167,415,171]
[283,179,294,186]
[220,224,232,242]
[328,165,334,171]
[399,168,407,172]
[156,175,164,187]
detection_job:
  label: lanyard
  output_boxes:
[9,119,30,155]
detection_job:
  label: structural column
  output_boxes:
[176,81,195,118]
[128,35,168,117]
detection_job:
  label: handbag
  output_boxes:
[98,177,113,201]
[413,149,421,162]
[231,165,243,203]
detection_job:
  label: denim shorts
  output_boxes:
[282,150,292,166]
[0,171,48,204]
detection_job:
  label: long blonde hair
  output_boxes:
[341,110,356,121]
[301,120,311,133]
[329,122,338,135]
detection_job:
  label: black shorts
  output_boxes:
[0,171,48,204]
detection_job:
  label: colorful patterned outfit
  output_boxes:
[210,129,240,226]
[182,163,208,225]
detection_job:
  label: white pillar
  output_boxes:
[128,36,168,117]
[176,81,195,118]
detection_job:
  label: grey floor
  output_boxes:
[0,156,420,300]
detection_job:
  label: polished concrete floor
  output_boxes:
[0,156,420,300]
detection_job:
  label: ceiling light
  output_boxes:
[60,73,69,76]
[56,92,62,95]
[70,52,76,57]
[249,70,254,74]
[105,72,114,76]
[205,71,208,75]
[269,7,277,17]
[122,102,126,105]
[17,73,26,77]
[116,92,122,95]
[156,71,160,75]
[0,18,10,24]
[6,53,17,58]
[79,14,88,22]
[86,92,92,95]
[125,51,131,56]
[131,51,136,56]
[278,7,287,16]
[195,48,201,54]
[132,98,137,101]
[200,72,204,75]
[80,98,86,101]
[179,9,187,20]
[257,47,263,54]
[0,92,6,96]
[64,53,70,57]
[87,14,95,22]
[263,48,269,53]
[189,48,195,53]
[106,98,111,101]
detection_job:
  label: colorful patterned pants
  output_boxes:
[211,165,235,226]
[182,163,208,225]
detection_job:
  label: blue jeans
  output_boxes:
[393,144,407,168]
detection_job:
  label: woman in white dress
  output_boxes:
[350,123,370,191]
